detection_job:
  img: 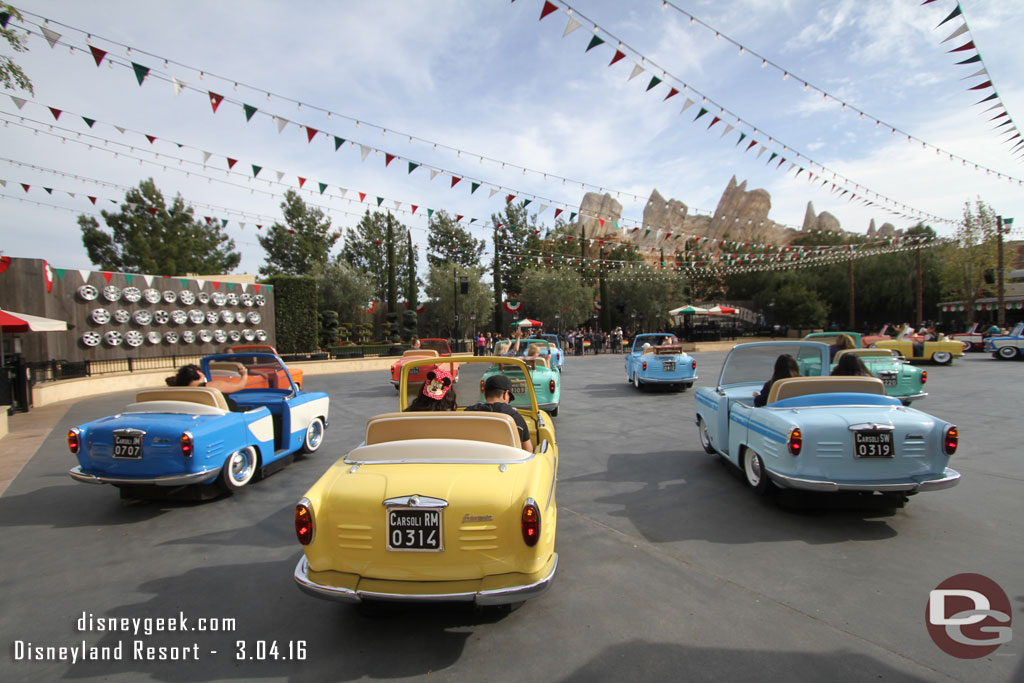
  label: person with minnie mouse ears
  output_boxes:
[405,366,457,411]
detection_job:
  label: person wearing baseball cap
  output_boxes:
[465,374,533,452]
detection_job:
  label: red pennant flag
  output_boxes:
[554,208,563,219]
[746,139,758,152]
[48,107,62,120]
[451,176,462,188]
[145,134,157,144]
[288,229,295,234]
[226,157,237,169]
[305,126,318,142]
[256,225,262,230]
[148,207,158,216]
[664,87,679,101]
[385,153,396,166]
[609,50,625,67]
[456,215,464,222]
[88,196,97,204]
[358,192,366,202]
[948,41,975,53]
[208,92,224,113]
[20,183,29,192]
[297,177,306,188]
[968,80,993,91]
[539,1,558,21]
[411,205,418,214]
[102,272,113,283]
[506,194,516,204]
[89,45,107,67]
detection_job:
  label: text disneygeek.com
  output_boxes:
[11,611,307,663]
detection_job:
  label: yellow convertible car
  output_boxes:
[873,325,964,365]
[293,355,558,607]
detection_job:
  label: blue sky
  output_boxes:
[2,0,1022,275]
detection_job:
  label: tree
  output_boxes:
[424,263,492,338]
[939,200,1000,325]
[77,178,240,274]
[1,3,33,95]
[342,210,415,305]
[258,190,338,276]
[490,201,543,333]
[426,210,485,268]
[517,266,595,330]
[312,259,374,327]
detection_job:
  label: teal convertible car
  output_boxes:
[481,355,560,416]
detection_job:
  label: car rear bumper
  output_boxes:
[895,392,927,403]
[294,554,557,606]
[638,374,697,384]
[766,467,960,493]
[68,466,220,486]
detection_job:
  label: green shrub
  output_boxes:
[262,275,317,352]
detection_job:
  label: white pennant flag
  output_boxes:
[9,95,25,109]
[628,64,645,81]
[538,204,549,214]
[172,78,186,96]
[276,171,284,181]
[41,26,61,48]
[359,144,371,161]
[67,191,75,198]
[114,126,126,135]
[337,188,347,198]
[201,151,212,163]
[757,145,767,159]
[680,97,694,114]
[429,169,440,181]
[563,16,582,37]
[275,116,289,133]
[0,180,7,187]
[79,269,91,284]
[143,275,154,286]
[961,67,987,80]
[393,200,401,210]
[240,282,248,291]
[239,222,246,229]
[721,124,734,138]
[489,188,499,199]
[940,23,970,44]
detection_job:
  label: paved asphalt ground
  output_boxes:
[2,350,1021,682]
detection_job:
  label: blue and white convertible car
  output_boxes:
[537,334,564,371]
[694,342,960,498]
[624,333,697,391]
[984,322,1024,359]
[68,352,329,495]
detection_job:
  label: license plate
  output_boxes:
[662,360,676,371]
[510,380,527,394]
[880,374,897,387]
[854,430,893,458]
[386,508,443,552]
[113,431,143,459]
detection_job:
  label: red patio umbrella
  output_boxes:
[514,318,543,328]
[708,305,737,315]
[0,307,68,365]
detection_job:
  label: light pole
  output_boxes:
[554,311,560,334]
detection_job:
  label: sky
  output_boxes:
[2,0,1023,276]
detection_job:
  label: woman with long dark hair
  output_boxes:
[753,354,800,407]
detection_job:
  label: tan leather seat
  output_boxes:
[402,349,439,359]
[655,344,683,355]
[136,387,229,411]
[766,376,885,404]
[524,357,549,369]
[365,412,521,450]
[834,349,894,361]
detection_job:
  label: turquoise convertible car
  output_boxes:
[481,355,560,416]
[802,333,927,404]
[694,342,959,499]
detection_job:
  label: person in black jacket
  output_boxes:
[753,354,800,407]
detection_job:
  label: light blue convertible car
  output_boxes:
[68,352,329,496]
[694,342,960,498]
[624,333,697,391]
[537,334,564,371]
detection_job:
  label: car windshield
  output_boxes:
[522,340,552,356]
[633,334,678,352]
[206,353,294,391]
[420,339,451,354]
[719,343,826,386]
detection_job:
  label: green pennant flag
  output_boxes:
[470,218,477,223]
[227,282,234,291]
[471,182,480,194]
[333,136,345,150]
[523,199,532,207]
[694,107,708,121]
[82,116,95,128]
[221,219,228,228]
[427,208,434,217]
[179,278,189,287]
[131,62,149,86]
[408,162,419,174]
[243,104,257,121]
[318,182,328,194]
[736,132,746,146]
[767,152,778,163]
[43,187,52,194]
[376,197,384,206]
[646,76,662,91]
[570,212,577,222]
[251,165,261,177]
[54,268,66,280]
[585,35,605,52]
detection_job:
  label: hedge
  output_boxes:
[261,275,317,353]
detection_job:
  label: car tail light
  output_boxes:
[943,426,958,455]
[181,431,194,458]
[521,499,540,547]
[295,498,314,545]
[480,379,485,393]
[788,428,802,456]
[67,429,80,454]
[691,359,697,370]
[921,371,927,384]
[642,361,647,371]
[549,379,556,393]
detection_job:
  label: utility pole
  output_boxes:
[492,220,502,335]
[848,255,856,330]
[915,242,923,327]
[996,216,1006,327]
[453,266,460,342]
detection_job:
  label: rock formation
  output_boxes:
[801,201,841,233]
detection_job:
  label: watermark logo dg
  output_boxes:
[926,573,1012,659]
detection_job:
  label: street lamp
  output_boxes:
[554,311,560,334]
